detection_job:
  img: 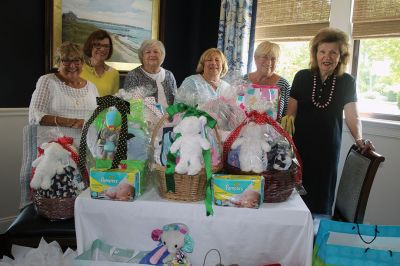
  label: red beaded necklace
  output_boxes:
[311,74,336,109]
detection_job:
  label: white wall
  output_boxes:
[0,109,28,233]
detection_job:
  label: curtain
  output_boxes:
[217,0,256,74]
[352,0,400,39]
[255,0,331,42]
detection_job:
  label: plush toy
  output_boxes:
[231,122,271,173]
[139,223,194,265]
[169,116,211,175]
[97,109,121,159]
[271,140,293,171]
[105,178,135,201]
[30,142,72,190]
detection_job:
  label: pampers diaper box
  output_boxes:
[90,168,140,201]
[212,174,264,209]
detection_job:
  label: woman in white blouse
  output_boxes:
[29,42,99,128]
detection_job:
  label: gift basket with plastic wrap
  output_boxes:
[221,78,304,203]
[79,94,155,201]
[150,103,223,211]
[30,129,85,220]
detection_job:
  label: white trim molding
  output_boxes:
[0,108,29,117]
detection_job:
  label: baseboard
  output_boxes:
[0,216,16,234]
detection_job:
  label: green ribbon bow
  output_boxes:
[165,103,216,216]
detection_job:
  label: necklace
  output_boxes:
[311,74,336,109]
[89,59,106,77]
[57,73,83,87]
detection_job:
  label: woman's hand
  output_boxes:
[355,138,375,154]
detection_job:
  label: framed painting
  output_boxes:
[46,0,160,72]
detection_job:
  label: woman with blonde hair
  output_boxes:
[177,48,230,105]
[29,42,99,128]
[285,27,375,215]
[245,41,291,121]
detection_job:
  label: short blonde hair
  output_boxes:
[138,39,166,65]
[196,48,228,77]
[254,41,280,59]
[55,41,83,66]
[309,27,350,76]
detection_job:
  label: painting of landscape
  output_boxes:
[57,0,158,71]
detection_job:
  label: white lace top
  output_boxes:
[29,73,99,124]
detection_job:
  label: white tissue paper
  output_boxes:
[0,238,77,266]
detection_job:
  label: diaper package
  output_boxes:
[90,168,140,201]
[212,174,264,209]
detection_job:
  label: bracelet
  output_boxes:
[70,118,77,127]
[356,138,369,145]
[54,116,60,127]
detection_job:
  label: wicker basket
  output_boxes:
[33,193,76,220]
[224,163,297,203]
[151,114,223,202]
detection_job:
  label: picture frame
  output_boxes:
[45,0,160,73]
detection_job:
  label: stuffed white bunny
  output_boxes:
[30,142,71,190]
[231,122,271,173]
[169,116,211,175]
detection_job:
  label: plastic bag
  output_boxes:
[0,238,77,266]
[314,219,400,266]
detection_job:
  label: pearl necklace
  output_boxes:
[311,74,336,109]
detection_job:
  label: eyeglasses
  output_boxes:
[61,59,82,66]
[93,43,111,50]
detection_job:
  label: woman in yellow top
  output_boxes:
[81,30,120,96]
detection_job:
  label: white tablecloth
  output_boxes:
[75,188,313,266]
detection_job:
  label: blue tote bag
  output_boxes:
[313,219,400,266]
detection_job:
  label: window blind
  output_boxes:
[255,0,331,42]
[352,0,400,39]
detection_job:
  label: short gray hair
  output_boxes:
[138,39,166,65]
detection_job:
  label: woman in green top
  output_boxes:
[81,30,120,96]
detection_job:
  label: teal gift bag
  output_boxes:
[313,219,400,266]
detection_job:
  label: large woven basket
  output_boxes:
[151,114,223,202]
[224,163,297,203]
[33,193,76,220]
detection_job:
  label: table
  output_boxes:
[75,188,313,266]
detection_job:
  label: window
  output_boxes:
[254,0,331,83]
[352,38,400,119]
[352,0,400,120]
[254,0,400,120]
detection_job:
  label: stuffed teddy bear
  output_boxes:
[139,223,194,265]
[30,142,72,190]
[169,116,211,175]
[231,122,271,173]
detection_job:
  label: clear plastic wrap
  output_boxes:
[80,95,154,199]
[223,111,304,203]
[31,127,85,219]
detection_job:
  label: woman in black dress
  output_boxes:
[286,27,375,215]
